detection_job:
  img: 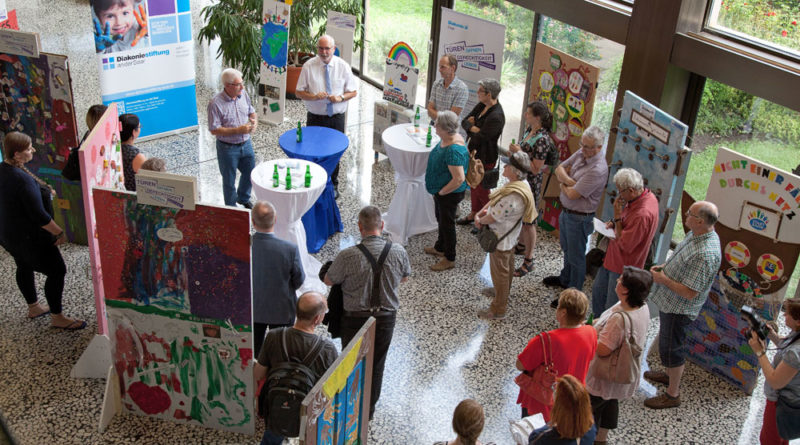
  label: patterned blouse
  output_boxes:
[519,126,555,205]
[121,143,140,192]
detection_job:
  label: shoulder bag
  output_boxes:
[587,311,641,384]
[478,217,522,253]
[514,331,557,406]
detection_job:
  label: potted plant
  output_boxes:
[199,0,364,95]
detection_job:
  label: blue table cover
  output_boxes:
[279,126,348,253]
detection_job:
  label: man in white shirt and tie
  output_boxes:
[296,34,358,197]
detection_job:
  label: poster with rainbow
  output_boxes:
[383,42,418,109]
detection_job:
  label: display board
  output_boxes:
[326,10,355,65]
[91,0,198,138]
[383,42,418,110]
[0,36,83,243]
[259,0,290,125]
[685,149,800,394]
[301,318,375,444]
[0,8,16,30]
[372,99,414,156]
[437,8,504,117]
[528,42,599,231]
[94,188,254,434]
[79,103,125,335]
[599,90,690,265]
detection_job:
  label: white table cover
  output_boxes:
[382,123,441,244]
[252,159,328,295]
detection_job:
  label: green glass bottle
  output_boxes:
[587,312,594,326]
[426,126,432,147]
[414,105,420,130]
[304,164,312,188]
[296,121,303,143]
[272,164,279,188]
[285,167,292,190]
[512,138,516,145]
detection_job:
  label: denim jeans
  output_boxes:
[558,210,594,290]
[260,428,284,445]
[591,266,621,317]
[216,138,255,206]
[658,311,693,367]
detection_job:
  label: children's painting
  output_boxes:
[529,42,599,231]
[685,148,800,394]
[301,319,375,444]
[0,50,83,242]
[259,0,289,124]
[599,90,690,265]
[94,188,254,434]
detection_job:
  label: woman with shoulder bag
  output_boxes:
[527,374,597,445]
[457,78,505,226]
[749,297,800,444]
[474,151,536,320]
[516,289,597,421]
[585,266,652,445]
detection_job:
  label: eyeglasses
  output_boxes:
[226,82,244,88]
[685,211,700,220]
[579,142,600,150]
[317,46,334,51]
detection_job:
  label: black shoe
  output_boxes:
[542,276,566,288]
[550,298,559,309]
[238,201,253,209]
[471,226,479,235]
[456,216,474,225]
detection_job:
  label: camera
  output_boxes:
[741,305,769,340]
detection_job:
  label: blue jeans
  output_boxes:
[260,428,284,445]
[658,311,693,367]
[591,267,621,317]
[557,210,594,290]
[216,139,255,206]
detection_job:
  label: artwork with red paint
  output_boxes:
[95,189,254,434]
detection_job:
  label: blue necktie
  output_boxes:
[325,64,333,117]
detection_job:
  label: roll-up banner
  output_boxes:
[259,0,290,125]
[437,7,504,116]
[91,0,198,139]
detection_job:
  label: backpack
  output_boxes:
[260,328,325,437]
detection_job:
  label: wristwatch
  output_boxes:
[756,350,765,358]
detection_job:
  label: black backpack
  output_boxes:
[260,328,325,437]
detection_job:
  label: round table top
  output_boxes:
[252,159,328,195]
[382,123,441,154]
[279,126,349,158]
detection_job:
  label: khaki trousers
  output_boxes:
[489,248,515,315]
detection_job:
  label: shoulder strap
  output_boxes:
[301,335,324,370]
[541,332,553,367]
[355,240,393,309]
[497,217,523,243]
[619,311,636,345]
[279,328,290,362]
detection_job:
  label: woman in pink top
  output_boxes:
[516,289,597,421]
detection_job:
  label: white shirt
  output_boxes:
[488,191,526,252]
[297,55,358,116]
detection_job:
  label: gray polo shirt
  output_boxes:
[558,149,608,213]
[326,235,411,312]
[207,90,255,145]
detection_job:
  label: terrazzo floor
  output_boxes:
[0,1,793,444]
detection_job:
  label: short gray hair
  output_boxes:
[140,157,166,172]
[435,110,460,135]
[252,201,276,229]
[614,168,644,192]
[478,78,501,100]
[319,34,335,47]
[221,68,243,85]
[508,151,530,180]
[696,201,719,226]
[582,125,605,148]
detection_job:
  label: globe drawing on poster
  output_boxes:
[261,16,287,69]
[259,0,290,124]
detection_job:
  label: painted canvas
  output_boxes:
[685,148,800,394]
[0,51,83,242]
[94,188,254,434]
[78,103,124,335]
[301,319,375,445]
[529,42,599,231]
[259,0,289,124]
[599,90,690,265]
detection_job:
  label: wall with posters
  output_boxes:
[327,10,355,65]
[437,8,504,117]
[94,188,254,434]
[0,35,83,243]
[259,0,289,125]
[599,90,690,265]
[528,42,599,231]
[92,0,197,138]
[685,149,800,394]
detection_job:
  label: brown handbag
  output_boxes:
[514,332,557,406]
[588,311,641,384]
[466,150,484,188]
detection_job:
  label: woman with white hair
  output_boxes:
[475,151,536,320]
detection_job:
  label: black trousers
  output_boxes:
[253,322,293,358]
[306,112,345,187]
[339,311,396,420]
[9,243,66,315]
[433,191,465,261]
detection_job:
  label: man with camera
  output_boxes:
[643,201,721,409]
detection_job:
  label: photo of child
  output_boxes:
[91,0,149,54]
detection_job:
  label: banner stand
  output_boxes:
[71,334,111,379]
[99,365,122,432]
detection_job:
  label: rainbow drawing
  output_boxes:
[387,42,418,67]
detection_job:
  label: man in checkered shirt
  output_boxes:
[427,54,469,136]
[643,200,721,410]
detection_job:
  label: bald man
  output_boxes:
[643,201,721,410]
[254,292,338,444]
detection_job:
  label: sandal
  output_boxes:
[514,258,534,277]
[514,243,526,255]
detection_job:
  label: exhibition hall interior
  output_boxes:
[0,0,799,443]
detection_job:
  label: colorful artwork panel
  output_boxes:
[0,51,83,242]
[383,57,419,109]
[600,91,689,265]
[259,0,290,124]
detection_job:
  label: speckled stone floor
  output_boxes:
[0,1,789,444]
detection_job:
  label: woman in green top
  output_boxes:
[424,110,469,272]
